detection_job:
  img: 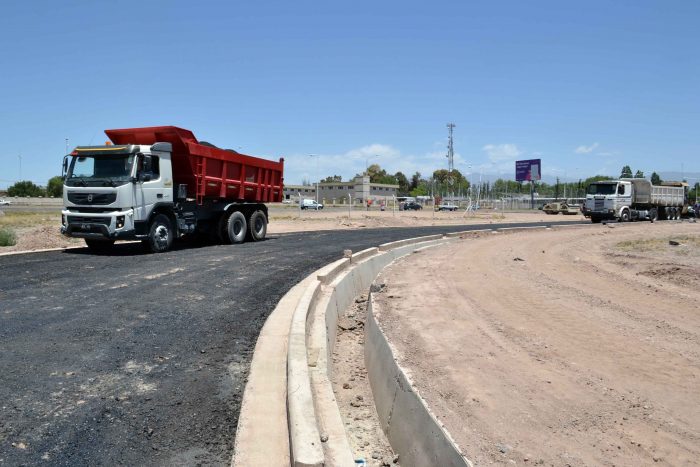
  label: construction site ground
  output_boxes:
[373,222,699,466]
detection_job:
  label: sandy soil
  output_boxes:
[0,207,583,254]
[373,222,700,466]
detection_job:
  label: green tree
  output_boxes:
[620,166,633,178]
[8,180,45,197]
[394,171,410,195]
[321,175,342,183]
[46,176,64,197]
[634,170,644,178]
[409,172,422,191]
[650,172,662,185]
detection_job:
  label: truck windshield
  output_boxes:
[587,183,617,195]
[66,155,134,187]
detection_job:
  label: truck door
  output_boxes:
[133,155,162,223]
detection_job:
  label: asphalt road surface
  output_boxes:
[0,221,582,466]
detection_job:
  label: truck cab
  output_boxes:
[61,142,176,249]
[584,180,631,222]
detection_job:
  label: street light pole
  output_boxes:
[308,154,320,203]
[18,154,22,181]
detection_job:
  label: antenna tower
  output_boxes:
[446,123,455,191]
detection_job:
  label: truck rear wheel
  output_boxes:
[248,210,267,241]
[145,214,173,253]
[674,207,681,220]
[85,239,115,253]
[650,208,658,222]
[227,211,247,244]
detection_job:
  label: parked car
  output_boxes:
[403,201,422,211]
[438,204,459,211]
[0,199,11,206]
[301,199,324,210]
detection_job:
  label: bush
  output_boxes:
[8,180,45,197]
[46,176,64,198]
[0,228,16,247]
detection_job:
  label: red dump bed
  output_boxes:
[105,126,284,204]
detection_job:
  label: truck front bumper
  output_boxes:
[61,209,143,240]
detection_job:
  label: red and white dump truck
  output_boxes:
[583,178,689,223]
[61,126,284,252]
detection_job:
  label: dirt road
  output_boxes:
[374,222,700,466]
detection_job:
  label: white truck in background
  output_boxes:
[583,178,689,223]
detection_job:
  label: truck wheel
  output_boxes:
[248,210,267,241]
[227,211,247,244]
[145,214,173,253]
[650,208,658,222]
[85,239,115,253]
[619,209,630,222]
[664,207,671,220]
[674,208,681,220]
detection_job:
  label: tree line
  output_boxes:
[5,177,63,197]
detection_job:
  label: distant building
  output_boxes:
[282,175,398,204]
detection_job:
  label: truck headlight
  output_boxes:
[116,215,125,229]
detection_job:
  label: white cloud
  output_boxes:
[575,143,599,154]
[344,144,399,159]
[482,144,522,162]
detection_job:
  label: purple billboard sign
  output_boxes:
[515,159,541,182]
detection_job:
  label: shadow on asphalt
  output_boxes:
[62,236,279,256]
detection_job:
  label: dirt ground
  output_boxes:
[373,222,700,466]
[0,206,582,254]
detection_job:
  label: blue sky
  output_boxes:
[1,0,698,188]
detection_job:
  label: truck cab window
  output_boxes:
[618,184,625,195]
[139,155,160,181]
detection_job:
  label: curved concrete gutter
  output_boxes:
[233,225,595,466]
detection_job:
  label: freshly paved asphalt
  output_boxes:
[0,221,584,466]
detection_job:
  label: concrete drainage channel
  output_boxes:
[232,224,592,466]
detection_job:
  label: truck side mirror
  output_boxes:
[61,156,68,179]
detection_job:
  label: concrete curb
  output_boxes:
[366,296,472,467]
[232,276,317,466]
[378,234,443,251]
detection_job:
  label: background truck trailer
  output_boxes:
[583,178,688,223]
[61,126,284,253]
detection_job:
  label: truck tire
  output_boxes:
[619,209,630,222]
[664,207,671,220]
[145,214,173,253]
[650,208,658,222]
[217,213,231,244]
[227,211,247,244]
[248,210,267,241]
[85,239,115,253]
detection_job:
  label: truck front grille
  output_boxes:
[67,192,117,205]
[594,199,604,210]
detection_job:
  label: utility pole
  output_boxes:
[308,154,319,203]
[446,123,455,202]
[18,153,22,181]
